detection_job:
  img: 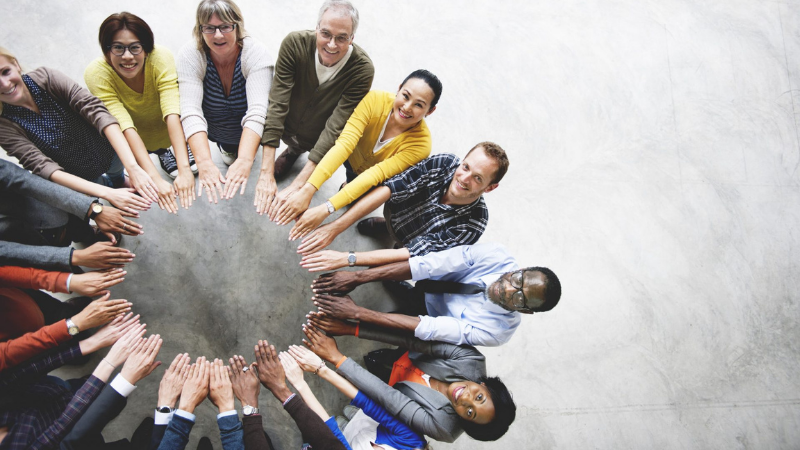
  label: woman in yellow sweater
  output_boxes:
[273,69,443,240]
[85,12,196,214]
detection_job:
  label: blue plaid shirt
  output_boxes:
[0,344,104,450]
[384,153,488,256]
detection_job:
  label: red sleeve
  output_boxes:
[0,266,69,292]
[0,319,71,371]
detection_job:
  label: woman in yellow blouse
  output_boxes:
[273,69,443,240]
[85,12,196,213]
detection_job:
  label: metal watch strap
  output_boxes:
[325,200,335,214]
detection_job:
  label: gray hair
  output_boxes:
[317,0,359,35]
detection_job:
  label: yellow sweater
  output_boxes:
[84,45,181,151]
[308,90,432,210]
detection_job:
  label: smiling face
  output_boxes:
[202,14,238,59]
[0,55,28,107]
[444,146,500,205]
[447,381,496,424]
[487,269,548,313]
[108,29,146,84]
[392,77,436,129]
[315,8,354,67]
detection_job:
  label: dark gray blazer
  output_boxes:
[337,327,487,443]
[0,160,95,270]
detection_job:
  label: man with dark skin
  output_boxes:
[309,243,562,347]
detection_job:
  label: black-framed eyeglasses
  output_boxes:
[317,27,352,45]
[200,24,236,34]
[107,43,144,56]
[508,271,533,312]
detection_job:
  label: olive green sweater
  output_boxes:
[261,30,374,163]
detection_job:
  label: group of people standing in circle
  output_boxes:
[0,0,564,449]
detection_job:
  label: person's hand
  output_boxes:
[300,250,347,272]
[278,351,306,388]
[103,187,150,217]
[197,162,226,204]
[158,353,191,407]
[70,268,126,296]
[289,204,329,241]
[301,324,344,365]
[70,293,132,330]
[120,334,163,385]
[312,294,362,320]
[267,184,298,222]
[272,184,314,225]
[79,312,141,354]
[104,323,148,367]
[297,223,340,256]
[253,340,292,402]
[178,357,210,413]
[286,344,325,373]
[306,311,357,337]
[127,165,160,204]
[223,157,253,199]
[311,271,360,295]
[173,170,196,210]
[94,206,143,241]
[228,355,259,408]
[253,172,277,215]
[71,242,135,268]
[208,359,235,413]
[153,177,178,214]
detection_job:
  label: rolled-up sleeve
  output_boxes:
[409,245,475,281]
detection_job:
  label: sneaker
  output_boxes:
[156,148,179,179]
[218,145,237,166]
[187,148,198,174]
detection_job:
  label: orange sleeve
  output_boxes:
[0,319,71,371]
[0,266,69,293]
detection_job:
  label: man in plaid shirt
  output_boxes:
[297,142,509,268]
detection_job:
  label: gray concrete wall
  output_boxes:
[3,0,799,448]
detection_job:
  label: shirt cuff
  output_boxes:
[66,273,73,293]
[154,410,174,425]
[175,409,197,422]
[217,410,238,419]
[109,374,137,397]
[282,393,296,406]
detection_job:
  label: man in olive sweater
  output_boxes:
[258,0,374,217]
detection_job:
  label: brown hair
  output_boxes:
[466,141,509,184]
[98,12,155,64]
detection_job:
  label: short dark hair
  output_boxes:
[526,266,561,312]
[466,141,509,184]
[461,376,516,441]
[98,12,155,60]
[401,69,443,109]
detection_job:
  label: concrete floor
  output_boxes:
[3,0,800,448]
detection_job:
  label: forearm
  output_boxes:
[356,309,420,334]
[166,114,191,172]
[354,261,413,284]
[292,382,330,421]
[242,415,272,450]
[354,248,411,268]
[331,186,390,232]
[283,396,347,450]
[123,128,161,177]
[259,145,276,174]
[50,170,108,201]
[103,124,142,170]
[289,161,318,190]
[236,128,262,164]
[317,366,357,400]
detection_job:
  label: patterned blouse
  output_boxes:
[202,52,248,146]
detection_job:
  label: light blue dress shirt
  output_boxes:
[409,243,521,347]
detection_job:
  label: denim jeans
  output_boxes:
[94,153,125,188]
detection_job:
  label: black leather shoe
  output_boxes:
[356,217,388,238]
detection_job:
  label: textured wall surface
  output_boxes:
[2,0,800,448]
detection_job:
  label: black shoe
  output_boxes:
[156,149,179,179]
[187,148,198,175]
[197,437,213,450]
[356,217,388,238]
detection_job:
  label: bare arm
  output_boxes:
[317,366,358,400]
[188,131,226,204]
[223,128,262,199]
[165,114,195,210]
[122,128,178,214]
[102,124,159,204]
[300,248,410,272]
[313,294,420,334]
[311,261,413,294]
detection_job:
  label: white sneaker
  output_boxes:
[218,146,237,166]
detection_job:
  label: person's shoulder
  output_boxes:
[471,242,511,258]
[282,29,315,48]
[177,40,203,63]
[30,66,75,89]
[241,36,274,65]
[430,153,458,165]
[149,45,176,63]
[349,42,374,69]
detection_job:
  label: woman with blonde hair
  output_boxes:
[176,0,274,204]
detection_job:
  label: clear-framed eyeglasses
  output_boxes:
[107,43,144,56]
[201,23,236,34]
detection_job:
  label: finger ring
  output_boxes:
[242,367,249,372]
[122,224,127,230]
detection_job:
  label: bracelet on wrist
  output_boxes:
[313,361,326,375]
[101,359,116,369]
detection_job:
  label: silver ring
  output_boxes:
[122,224,127,230]
[242,366,249,372]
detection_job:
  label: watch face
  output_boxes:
[348,254,356,263]
[92,203,103,214]
[243,406,254,415]
[68,326,79,335]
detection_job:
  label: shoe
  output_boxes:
[356,217,388,238]
[218,146,237,166]
[336,415,349,431]
[196,437,213,450]
[343,405,360,420]
[273,148,300,178]
[187,148,198,175]
[156,148,179,179]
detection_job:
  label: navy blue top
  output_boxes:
[1,75,114,181]
[202,52,247,146]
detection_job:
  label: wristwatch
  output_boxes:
[157,406,174,414]
[65,317,80,336]
[348,251,357,267]
[88,201,104,220]
[242,405,259,416]
[325,200,335,214]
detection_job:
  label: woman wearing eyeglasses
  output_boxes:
[0,47,153,217]
[176,0,274,204]
[85,12,197,213]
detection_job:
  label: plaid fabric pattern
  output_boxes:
[0,344,104,450]
[384,153,489,256]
